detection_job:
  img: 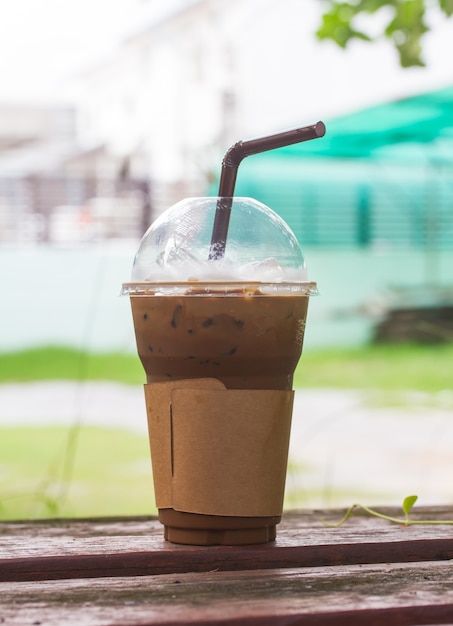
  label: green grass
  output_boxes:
[0,425,156,520]
[0,424,359,521]
[0,346,144,385]
[295,343,453,392]
[0,343,452,392]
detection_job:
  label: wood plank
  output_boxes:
[1,507,453,582]
[1,560,453,625]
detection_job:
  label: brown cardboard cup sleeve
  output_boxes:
[144,380,294,517]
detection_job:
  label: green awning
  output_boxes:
[207,86,453,250]
[272,86,453,161]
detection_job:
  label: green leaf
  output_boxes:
[402,494,418,519]
[439,0,453,16]
[317,0,453,68]
[316,3,372,47]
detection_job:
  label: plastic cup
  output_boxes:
[122,197,317,545]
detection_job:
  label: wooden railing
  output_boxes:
[2,506,453,624]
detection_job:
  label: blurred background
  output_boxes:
[1,0,452,521]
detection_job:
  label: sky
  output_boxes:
[0,0,452,120]
[0,0,184,102]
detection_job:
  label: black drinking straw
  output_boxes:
[208,121,326,260]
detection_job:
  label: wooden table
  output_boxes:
[1,507,453,625]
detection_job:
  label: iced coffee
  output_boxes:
[130,284,310,390]
[123,121,324,545]
[123,197,317,545]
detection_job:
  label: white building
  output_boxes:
[68,0,334,211]
[70,1,236,200]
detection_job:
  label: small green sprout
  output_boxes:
[322,495,453,528]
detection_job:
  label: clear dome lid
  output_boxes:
[126,197,315,287]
